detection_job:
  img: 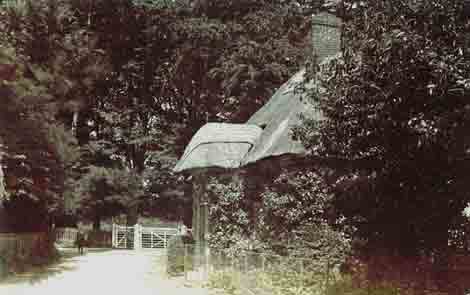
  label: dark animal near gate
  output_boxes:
[76,231,86,255]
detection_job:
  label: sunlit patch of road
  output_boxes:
[0,248,211,295]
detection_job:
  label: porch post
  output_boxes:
[193,171,210,257]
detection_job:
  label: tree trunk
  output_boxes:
[126,205,138,226]
[0,150,6,202]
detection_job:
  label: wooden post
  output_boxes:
[261,254,265,272]
[164,231,167,248]
[244,252,248,273]
[193,172,210,258]
[112,223,115,248]
[184,245,188,281]
[192,178,200,251]
[134,224,140,250]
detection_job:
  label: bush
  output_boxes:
[207,270,239,294]
[206,262,327,295]
[325,276,404,295]
[166,234,194,276]
[0,256,7,279]
[86,230,112,248]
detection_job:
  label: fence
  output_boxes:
[0,232,54,273]
[172,245,335,295]
[0,232,49,254]
[55,227,78,247]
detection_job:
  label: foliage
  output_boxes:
[166,234,194,275]
[67,166,143,229]
[0,233,59,277]
[164,0,313,126]
[288,222,351,271]
[0,45,79,230]
[298,0,470,255]
[62,0,315,223]
[207,169,350,266]
[0,0,107,229]
[258,170,331,240]
[325,276,403,295]
[208,269,404,295]
[205,176,253,252]
[1,0,321,229]
[206,254,329,295]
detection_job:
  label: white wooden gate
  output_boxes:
[112,224,179,250]
[112,224,134,249]
[140,226,179,249]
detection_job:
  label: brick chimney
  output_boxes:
[311,12,342,63]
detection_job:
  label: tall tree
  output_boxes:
[66,0,317,223]
[0,39,79,231]
[298,0,470,255]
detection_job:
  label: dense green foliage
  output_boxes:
[207,170,351,267]
[166,234,194,275]
[0,0,316,230]
[0,14,80,231]
[298,0,470,255]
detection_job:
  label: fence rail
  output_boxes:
[170,245,335,295]
[55,227,78,247]
[0,232,53,264]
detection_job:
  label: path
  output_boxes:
[0,248,212,295]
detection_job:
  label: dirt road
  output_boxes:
[0,248,210,295]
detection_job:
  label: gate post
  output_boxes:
[112,223,115,248]
[134,224,141,250]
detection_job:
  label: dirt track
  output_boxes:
[0,248,210,295]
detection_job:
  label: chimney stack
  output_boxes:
[311,12,342,63]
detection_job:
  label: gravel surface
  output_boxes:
[0,248,212,295]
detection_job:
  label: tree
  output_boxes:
[1,0,321,229]
[65,0,317,223]
[0,0,110,230]
[0,42,79,231]
[68,166,143,230]
[298,0,470,255]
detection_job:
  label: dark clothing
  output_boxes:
[76,232,86,255]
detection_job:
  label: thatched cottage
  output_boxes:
[173,12,342,251]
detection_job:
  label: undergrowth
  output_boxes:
[207,269,404,295]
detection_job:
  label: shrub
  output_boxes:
[166,234,194,276]
[0,256,7,279]
[207,270,239,295]
[325,276,404,295]
[206,258,328,295]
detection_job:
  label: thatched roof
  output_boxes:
[242,69,322,166]
[173,12,341,173]
[173,123,262,172]
[173,69,321,173]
